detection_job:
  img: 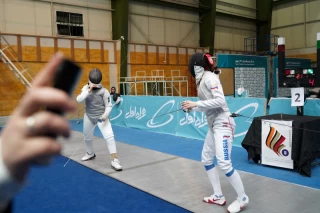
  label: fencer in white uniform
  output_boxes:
[76,68,122,171]
[181,53,249,213]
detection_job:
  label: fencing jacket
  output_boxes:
[77,84,112,124]
[193,71,230,127]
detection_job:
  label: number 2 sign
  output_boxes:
[291,87,304,107]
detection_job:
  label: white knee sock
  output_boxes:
[205,165,223,196]
[105,137,117,154]
[226,169,246,199]
[84,139,94,155]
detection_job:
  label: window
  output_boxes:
[56,11,84,37]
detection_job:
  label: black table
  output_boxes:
[241,114,320,177]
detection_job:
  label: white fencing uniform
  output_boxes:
[191,68,248,212]
[194,71,235,174]
[77,85,117,155]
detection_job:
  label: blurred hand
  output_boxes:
[0,53,77,183]
[99,114,108,122]
[181,101,197,111]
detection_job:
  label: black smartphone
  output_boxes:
[34,59,82,165]
[47,59,82,116]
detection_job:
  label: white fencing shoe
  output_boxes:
[81,153,96,161]
[227,195,249,213]
[111,158,122,171]
[203,194,226,206]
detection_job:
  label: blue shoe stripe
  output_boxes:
[204,164,215,171]
[225,168,235,177]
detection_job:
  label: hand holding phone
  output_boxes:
[35,59,82,164]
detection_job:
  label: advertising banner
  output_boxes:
[261,120,293,169]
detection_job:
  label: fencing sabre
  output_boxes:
[142,108,183,123]
[63,122,97,167]
[62,106,93,167]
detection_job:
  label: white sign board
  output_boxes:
[261,120,293,169]
[291,87,304,106]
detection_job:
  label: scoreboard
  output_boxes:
[279,68,317,88]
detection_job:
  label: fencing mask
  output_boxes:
[188,52,219,84]
[188,52,205,78]
[88,68,102,89]
[89,68,102,84]
[188,52,210,84]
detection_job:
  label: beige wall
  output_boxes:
[129,0,256,51]
[0,0,112,40]
[214,0,256,52]
[217,0,256,19]
[129,1,200,47]
[214,17,256,51]
[0,0,257,51]
[271,0,320,60]
[161,0,199,7]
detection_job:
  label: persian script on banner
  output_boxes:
[261,120,294,169]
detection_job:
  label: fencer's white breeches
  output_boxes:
[201,114,246,198]
[202,114,236,177]
[83,113,117,154]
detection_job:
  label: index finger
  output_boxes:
[15,87,76,117]
[32,52,64,87]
